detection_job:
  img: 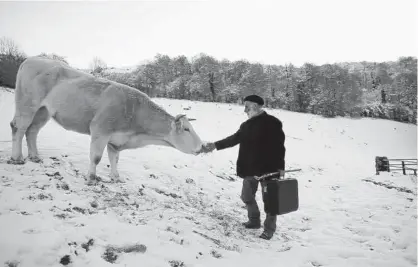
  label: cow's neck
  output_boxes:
[123,134,174,150]
[134,99,175,137]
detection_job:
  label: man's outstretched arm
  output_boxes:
[214,128,241,150]
[199,128,241,153]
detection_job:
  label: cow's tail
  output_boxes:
[10,58,30,131]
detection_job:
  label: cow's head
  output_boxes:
[165,114,203,155]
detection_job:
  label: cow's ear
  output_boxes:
[175,114,186,121]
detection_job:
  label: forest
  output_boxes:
[1,37,416,124]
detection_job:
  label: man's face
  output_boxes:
[244,101,259,118]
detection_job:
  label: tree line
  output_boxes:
[106,53,417,124]
[1,36,416,124]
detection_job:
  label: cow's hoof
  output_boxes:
[113,177,126,183]
[86,174,101,186]
[86,178,98,186]
[28,156,43,163]
[110,174,125,183]
[7,158,25,165]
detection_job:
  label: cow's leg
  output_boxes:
[25,106,50,163]
[8,113,35,165]
[86,133,110,185]
[107,143,124,183]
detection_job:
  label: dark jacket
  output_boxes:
[214,111,286,178]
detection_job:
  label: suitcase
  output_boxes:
[261,177,299,215]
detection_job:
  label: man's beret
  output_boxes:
[244,94,264,105]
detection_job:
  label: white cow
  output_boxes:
[9,56,203,185]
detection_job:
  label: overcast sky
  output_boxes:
[0,0,416,68]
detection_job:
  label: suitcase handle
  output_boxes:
[254,169,302,181]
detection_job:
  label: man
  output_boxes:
[200,94,286,240]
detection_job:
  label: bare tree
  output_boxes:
[0,36,25,58]
[0,36,26,88]
[90,56,107,74]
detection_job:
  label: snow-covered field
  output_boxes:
[0,87,416,267]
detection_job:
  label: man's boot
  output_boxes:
[242,220,261,229]
[259,213,277,240]
[259,231,273,240]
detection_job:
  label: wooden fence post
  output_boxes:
[402,161,406,175]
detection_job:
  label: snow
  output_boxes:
[0,87,416,267]
[105,67,136,74]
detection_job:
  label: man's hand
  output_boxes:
[255,169,285,180]
[197,142,216,154]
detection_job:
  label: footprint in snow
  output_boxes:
[102,244,147,264]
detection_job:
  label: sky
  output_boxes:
[0,0,417,69]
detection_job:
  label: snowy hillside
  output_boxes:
[0,87,416,267]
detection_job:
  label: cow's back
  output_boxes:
[14,56,152,136]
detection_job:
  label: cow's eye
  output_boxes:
[184,128,190,132]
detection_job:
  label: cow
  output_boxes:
[9,56,204,185]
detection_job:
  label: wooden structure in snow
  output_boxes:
[375,156,417,176]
